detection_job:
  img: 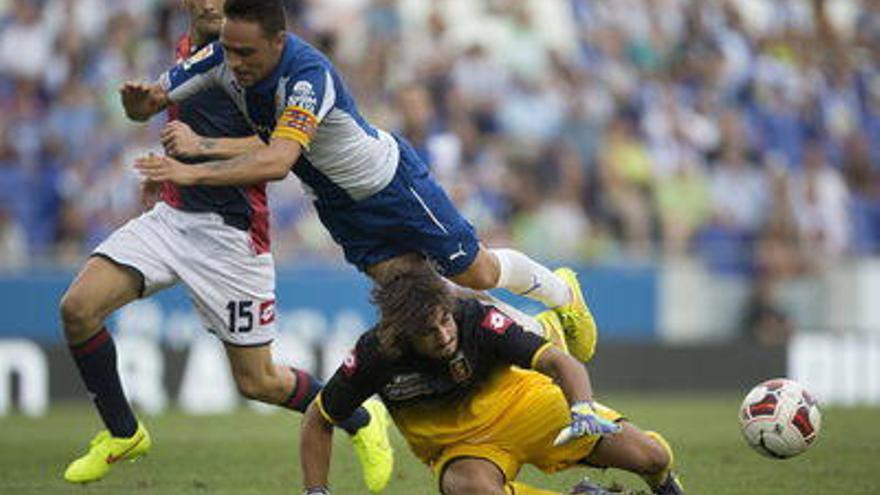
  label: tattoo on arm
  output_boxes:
[202,153,250,172]
[199,139,217,153]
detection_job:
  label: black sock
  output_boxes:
[282,367,370,435]
[69,328,138,438]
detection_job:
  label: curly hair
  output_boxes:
[371,263,454,359]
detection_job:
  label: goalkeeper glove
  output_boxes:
[569,401,621,438]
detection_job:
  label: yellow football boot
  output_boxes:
[535,310,568,354]
[553,267,598,362]
[64,422,151,483]
[351,399,394,493]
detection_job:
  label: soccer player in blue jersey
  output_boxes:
[60,1,392,490]
[125,0,598,366]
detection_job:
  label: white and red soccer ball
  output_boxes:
[739,378,822,459]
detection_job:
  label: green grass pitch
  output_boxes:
[1,394,878,494]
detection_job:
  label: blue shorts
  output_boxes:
[314,136,480,276]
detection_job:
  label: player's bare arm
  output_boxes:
[160,121,265,159]
[301,401,334,493]
[536,345,621,445]
[534,345,593,405]
[135,138,299,186]
[119,82,170,121]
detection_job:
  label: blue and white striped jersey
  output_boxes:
[159,34,399,206]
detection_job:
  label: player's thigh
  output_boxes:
[484,371,623,472]
[317,142,480,276]
[60,256,143,335]
[440,457,507,495]
[583,421,667,473]
[89,205,181,297]
[62,207,182,323]
[365,252,431,283]
[392,167,481,277]
[447,245,499,290]
[223,342,294,403]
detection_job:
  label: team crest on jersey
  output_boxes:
[481,309,514,335]
[447,351,472,383]
[259,299,276,325]
[182,44,214,70]
[287,80,317,113]
[341,349,358,377]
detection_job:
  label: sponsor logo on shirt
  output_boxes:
[481,309,513,335]
[287,80,317,113]
[342,349,358,376]
[382,373,433,401]
[259,299,276,325]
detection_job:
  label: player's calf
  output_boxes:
[232,368,290,403]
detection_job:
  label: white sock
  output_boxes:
[491,248,570,308]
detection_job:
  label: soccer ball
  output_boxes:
[739,378,822,459]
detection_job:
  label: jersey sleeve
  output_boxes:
[271,64,336,148]
[158,41,225,104]
[316,337,379,424]
[470,303,550,369]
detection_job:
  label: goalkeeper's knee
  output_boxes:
[641,431,674,489]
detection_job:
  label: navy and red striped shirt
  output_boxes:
[161,34,270,254]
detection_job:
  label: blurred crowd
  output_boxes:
[1,0,879,283]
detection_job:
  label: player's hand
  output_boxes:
[119,82,166,121]
[134,153,199,186]
[570,401,621,437]
[139,178,161,211]
[554,402,621,446]
[161,121,205,159]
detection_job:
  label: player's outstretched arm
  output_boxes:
[535,346,593,405]
[136,138,298,186]
[161,121,265,160]
[301,401,334,494]
[119,82,170,121]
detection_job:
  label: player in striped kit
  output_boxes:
[61,1,392,490]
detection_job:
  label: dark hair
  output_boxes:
[224,0,287,38]
[371,263,454,358]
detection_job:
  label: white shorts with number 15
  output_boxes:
[93,202,276,347]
